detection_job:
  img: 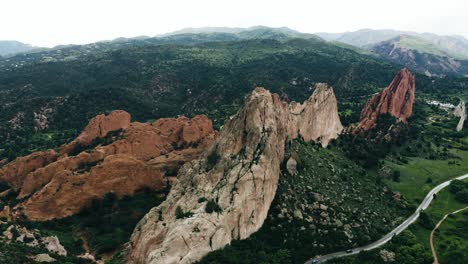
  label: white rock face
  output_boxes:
[454,100,466,131]
[41,236,67,256]
[127,85,343,264]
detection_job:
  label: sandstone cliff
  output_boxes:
[127,85,343,264]
[0,111,216,221]
[354,68,415,133]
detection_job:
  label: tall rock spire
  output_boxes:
[127,85,343,264]
[354,68,415,133]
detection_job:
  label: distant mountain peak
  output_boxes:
[0,40,37,57]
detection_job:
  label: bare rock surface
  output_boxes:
[41,236,67,256]
[454,100,466,131]
[354,68,415,133]
[127,85,343,264]
[0,111,216,221]
[32,254,56,263]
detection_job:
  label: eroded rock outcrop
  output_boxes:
[127,85,342,264]
[454,100,466,131]
[0,111,216,221]
[354,68,415,133]
[60,110,131,155]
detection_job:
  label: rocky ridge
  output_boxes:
[0,111,216,221]
[369,36,463,76]
[127,84,343,264]
[354,68,415,133]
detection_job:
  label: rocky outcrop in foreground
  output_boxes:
[354,68,415,133]
[454,100,466,131]
[127,85,343,264]
[0,111,216,221]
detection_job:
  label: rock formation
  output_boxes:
[454,100,466,131]
[354,68,415,133]
[127,84,343,264]
[0,110,216,221]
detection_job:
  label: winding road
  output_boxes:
[305,173,468,264]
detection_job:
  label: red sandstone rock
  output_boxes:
[354,68,415,133]
[60,110,131,155]
[0,150,58,191]
[0,111,216,221]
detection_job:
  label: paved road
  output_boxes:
[305,173,468,264]
[430,206,468,264]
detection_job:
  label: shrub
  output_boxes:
[175,206,193,219]
[0,181,10,192]
[207,151,220,170]
[23,236,35,244]
[392,171,401,182]
[455,189,468,203]
[205,200,222,214]
[450,180,467,194]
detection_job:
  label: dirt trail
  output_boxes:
[430,206,468,264]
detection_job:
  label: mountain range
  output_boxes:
[3,26,468,76]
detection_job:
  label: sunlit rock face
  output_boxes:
[354,68,416,133]
[127,85,343,264]
[0,110,216,221]
[454,100,466,131]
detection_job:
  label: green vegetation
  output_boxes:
[327,230,432,264]
[175,206,194,219]
[434,210,468,264]
[19,189,166,258]
[205,200,222,214]
[206,151,221,171]
[1,29,468,263]
[0,241,93,264]
[0,30,417,162]
[334,179,468,264]
[449,180,468,203]
[199,140,408,264]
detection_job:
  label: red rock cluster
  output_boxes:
[354,68,415,133]
[0,110,216,221]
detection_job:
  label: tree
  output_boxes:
[455,189,468,203]
[449,180,467,194]
[392,170,401,182]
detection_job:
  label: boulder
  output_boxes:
[32,254,56,263]
[286,157,298,176]
[41,236,67,256]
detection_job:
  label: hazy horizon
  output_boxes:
[1,0,467,47]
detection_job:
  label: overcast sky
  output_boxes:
[1,0,467,47]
